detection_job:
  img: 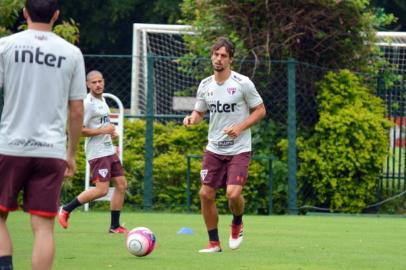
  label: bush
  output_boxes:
[62,119,276,214]
[297,70,392,213]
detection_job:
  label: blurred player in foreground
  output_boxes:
[0,0,86,269]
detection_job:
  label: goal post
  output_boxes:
[376,31,406,74]
[131,23,194,115]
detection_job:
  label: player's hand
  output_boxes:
[104,124,116,135]
[112,131,119,139]
[64,157,76,177]
[183,115,193,127]
[224,124,243,139]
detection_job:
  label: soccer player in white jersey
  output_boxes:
[58,70,128,234]
[0,1,86,269]
[183,37,266,253]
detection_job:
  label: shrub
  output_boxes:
[297,70,392,212]
[62,119,276,214]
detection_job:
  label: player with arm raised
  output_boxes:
[0,1,86,269]
[183,37,266,253]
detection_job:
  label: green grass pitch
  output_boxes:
[7,211,406,270]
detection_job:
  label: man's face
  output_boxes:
[86,74,104,96]
[211,46,232,72]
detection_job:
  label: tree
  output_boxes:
[180,0,394,72]
[58,0,183,54]
[371,0,406,30]
[0,0,24,37]
[0,0,80,44]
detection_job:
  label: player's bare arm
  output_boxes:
[224,103,266,139]
[183,110,205,127]
[66,99,84,177]
[82,124,116,137]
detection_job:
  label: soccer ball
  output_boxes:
[126,227,156,257]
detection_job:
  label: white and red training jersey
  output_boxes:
[0,29,86,159]
[194,71,263,155]
[83,93,115,161]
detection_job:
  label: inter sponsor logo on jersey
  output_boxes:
[14,46,66,68]
[208,100,237,113]
[98,168,109,178]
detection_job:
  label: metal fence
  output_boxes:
[0,54,404,214]
[82,54,406,214]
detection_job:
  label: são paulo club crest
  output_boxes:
[227,87,236,95]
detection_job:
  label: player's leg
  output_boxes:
[59,157,110,229]
[109,175,128,233]
[227,184,244,217]
[226,151,251,250]
[30,215,54,270]
[108,155,128,233]
[198,151,226,253]
[77,180,110,203]
[0,155,31,270]
[24,158,65,270]
[59,180,110,229]
[199,184,221,252]
[0,212,13,270]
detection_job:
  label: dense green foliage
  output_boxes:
[62,119,277,214]
[372,0,406,30]
[0,0,80,43]
[57,0,183,53]
[0,0,24,37]
[180,0,394,74]
[295,70,391,212]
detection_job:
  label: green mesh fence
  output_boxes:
[1,54,402,214]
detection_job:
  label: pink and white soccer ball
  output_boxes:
[126,227,156,257]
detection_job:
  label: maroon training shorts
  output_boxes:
[88,154,124,183]
[0,154,66,217]
[200,150,251,189]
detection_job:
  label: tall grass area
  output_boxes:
[7,211,406,270]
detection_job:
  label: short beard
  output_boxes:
[213,65,224,72]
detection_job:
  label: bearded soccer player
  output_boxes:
[183,37,266,253]
[0,0,86,269]
[58,70,128,234]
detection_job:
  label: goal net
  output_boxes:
[376,32,406,189]
[131,23,198,116]
[376,31,406,74]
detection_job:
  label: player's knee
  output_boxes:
[115,178,128,192]
[226,190,240,201]
[97,186,110,197]
[199,189,215,202]
[116,181,127,192]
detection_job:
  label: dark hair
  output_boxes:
[25,0,59,23]
[211,37,235,58]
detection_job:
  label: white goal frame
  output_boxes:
[130,23,193,115]
[376,31,406,48]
